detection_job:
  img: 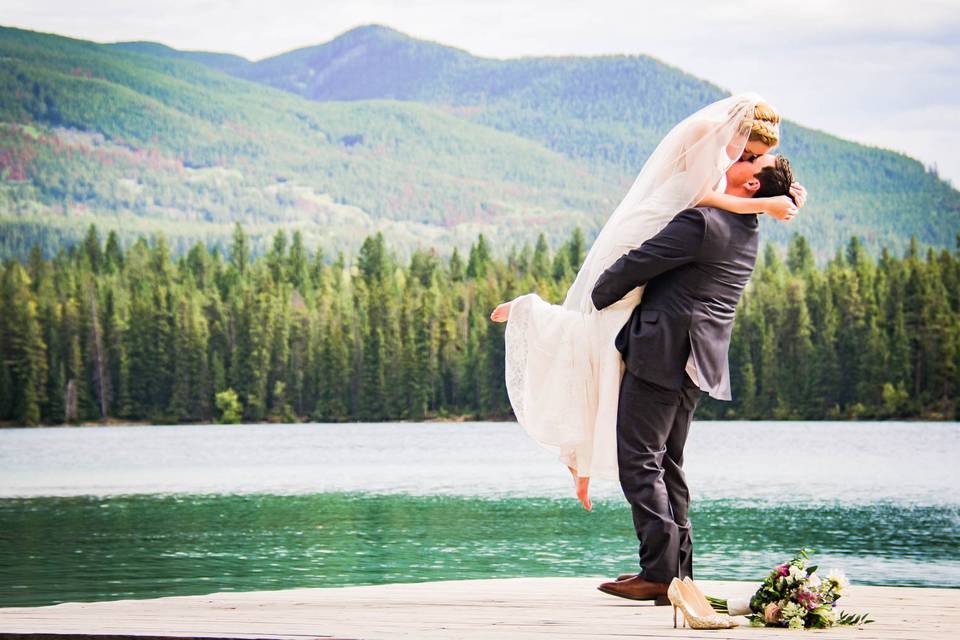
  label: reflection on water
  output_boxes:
[1,421,958,504]
[0,421,957,607]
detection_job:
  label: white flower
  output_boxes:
[826,569,849,591]
[788,564,806,583]
[807,572,821,588]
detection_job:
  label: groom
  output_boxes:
[590,154,795,603]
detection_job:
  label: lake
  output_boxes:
[0,421,957,607]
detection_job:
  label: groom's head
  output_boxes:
[725,154,795,203]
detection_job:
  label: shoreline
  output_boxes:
[2,415,957,429]
[0,414,495,429]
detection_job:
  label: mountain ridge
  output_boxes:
[0,23,957,261]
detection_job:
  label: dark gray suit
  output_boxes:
[591,205,759,582]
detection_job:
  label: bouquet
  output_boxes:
[707,549,873,630]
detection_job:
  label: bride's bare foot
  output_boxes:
[577,475,592,511]
[567,465,592,511]
[490,301,511,322]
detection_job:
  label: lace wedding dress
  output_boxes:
[504,93,764,480]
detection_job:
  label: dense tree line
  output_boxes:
[702,234,959,420]
[0,224,957,427]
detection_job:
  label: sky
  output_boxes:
[4,0,960,185]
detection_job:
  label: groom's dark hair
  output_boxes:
[754,156,795,203]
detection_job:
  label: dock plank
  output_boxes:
[0,578,957,639]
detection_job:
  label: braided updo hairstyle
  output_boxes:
[750,102,780,147]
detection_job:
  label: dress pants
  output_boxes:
[616,368,702,583]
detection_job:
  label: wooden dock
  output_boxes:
[0,578,956,639]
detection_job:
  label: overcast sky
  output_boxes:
[4,0,959,185]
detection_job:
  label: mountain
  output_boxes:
[235,25,730,170]
[0,24,957,261]
[0,26,613,259]
[227,25,960,255]
[107,41,251,74]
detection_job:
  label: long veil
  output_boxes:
[504,93,763,479]
[562,93,763,314]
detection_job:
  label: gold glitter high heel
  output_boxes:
[667,578,738,630]
[683,576,730,617]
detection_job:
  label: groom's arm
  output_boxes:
[591,208,706,311]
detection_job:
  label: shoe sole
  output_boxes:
[597,586,670,605]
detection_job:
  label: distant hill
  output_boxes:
[0,26,613,259]
[0,24,957,261]
[107,41,251,74]
[236,24,723,168]
[226,25,960,256]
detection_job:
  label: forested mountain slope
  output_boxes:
[1,24,957,261]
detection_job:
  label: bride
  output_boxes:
[490,93,807,511]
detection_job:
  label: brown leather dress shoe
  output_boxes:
[597,575,671,604]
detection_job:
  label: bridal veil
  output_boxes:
[504,93,763,480]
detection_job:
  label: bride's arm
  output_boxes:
[699,182,808,220]
[679,121,800,221]
[698,190,797,220]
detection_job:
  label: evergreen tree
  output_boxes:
[104,230,124,273]
[288,230,309,291]
[551,250,570,282]
[3,265,47,424]
[267,229,288,284]
[230,222,249,276]
[779,279,814,413]
[531,233,551,281]
[448,247,465,282]
[2,229,956,426]
[466,234,491,279]
[567,226,586,272]
[83,224,103,275]
[787,233,814,274]
[358,232,389,284]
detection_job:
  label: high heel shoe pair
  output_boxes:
[667,577,739,630]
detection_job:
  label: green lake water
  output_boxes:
[1,421,957,606]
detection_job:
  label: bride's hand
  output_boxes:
[789,181,808,209]
[764,195,798,222]
[490,301,511,322]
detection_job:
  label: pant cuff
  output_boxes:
[639,568,677,584]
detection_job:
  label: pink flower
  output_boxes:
[796,589,820,610]
[777,564,790,577]
[764,603,782,623]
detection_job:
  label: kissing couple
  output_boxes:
[491,94,805,627]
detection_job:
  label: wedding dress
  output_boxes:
[504,93,764,481]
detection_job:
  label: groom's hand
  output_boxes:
[591,208,706,309]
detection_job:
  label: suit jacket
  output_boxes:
[590,206,760,400]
